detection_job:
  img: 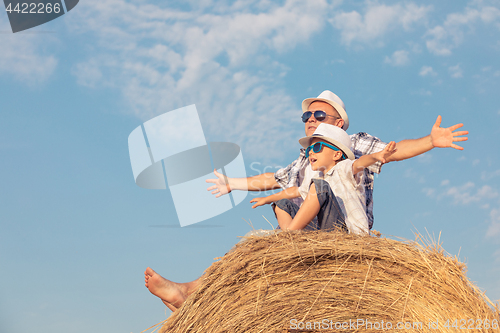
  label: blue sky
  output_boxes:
[1,0,500,332]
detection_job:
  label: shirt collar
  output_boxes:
[325,164,338,176]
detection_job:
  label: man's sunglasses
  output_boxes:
[305,141,346,160]
[301,110,337,123]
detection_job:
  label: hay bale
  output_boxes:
[160,231,499,332]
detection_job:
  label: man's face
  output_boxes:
[304,101,343,136]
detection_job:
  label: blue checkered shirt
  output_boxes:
[274,132,387,230]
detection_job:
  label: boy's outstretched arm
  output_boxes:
[385,115,468,163]
[353,141,397,174]
[250,187,300,209]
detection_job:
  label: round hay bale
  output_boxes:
[160,231,499,333]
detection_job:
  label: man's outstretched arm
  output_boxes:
[386,115,468,163]
[206,170,281,198]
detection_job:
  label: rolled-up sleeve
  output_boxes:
[350,132,388,174]
[274,161,294,188]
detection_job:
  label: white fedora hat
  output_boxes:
[299,123,354,160]
[302,90,349,130]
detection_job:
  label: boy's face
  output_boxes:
[308,138,343,172]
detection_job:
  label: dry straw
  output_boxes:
[158,231,499,332]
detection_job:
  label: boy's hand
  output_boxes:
[206,169,231,198]
[375,141,397,164]
[250,197,271,209]
[431,115,469,150]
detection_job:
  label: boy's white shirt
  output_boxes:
[298,159,369,235]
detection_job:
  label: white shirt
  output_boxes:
[298,159,369,235]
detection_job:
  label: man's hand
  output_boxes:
[431,115,469,150]
[373,141,397,164]
[206,169,231,198]
[250,197,271,209]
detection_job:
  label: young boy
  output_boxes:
[250,123,396,235]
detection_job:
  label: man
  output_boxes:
[144,90,468,311]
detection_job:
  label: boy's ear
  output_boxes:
[332,150,343,161]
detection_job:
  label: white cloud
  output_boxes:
[493,250,500,265]
[72,57,113,88]
[441,179,450,186]
[330,3,432,46]
[493,248,500,264]
[407,42,423,53]
[384,50,410,66]
[0,16,58,83]
[486,208,500,238]
[445,182,498,205]
[425,5,500,55]
[68,0,331,160]
[449,64,464,78]
[480,170,500,181]
[419,66,437,76]
[422,188,435,197]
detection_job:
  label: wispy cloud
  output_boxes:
[424,181,499,204]
[0,16,58,83]
[425,4,500,56]
[384,50,410,66]
[424,179,500,240]
[481,169,500,180]
[486,208,500,238]
[419,65,437,77]
[493,247,500,262]
[449,64,464,78]
[422,188,435,197]
[68,0,332,160]
[410,88,432,96]
[329,3,432,46]
[445,182,498,204]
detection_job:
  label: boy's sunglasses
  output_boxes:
[305,141,346,160]
[301,110,337,123]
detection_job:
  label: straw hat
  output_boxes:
[302,90,349,130]
[299,123,354,160]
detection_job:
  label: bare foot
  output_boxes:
[144,267,200,311]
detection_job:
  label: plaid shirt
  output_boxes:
[274,132,387,230]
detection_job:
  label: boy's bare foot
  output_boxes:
[144,267,200,312]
